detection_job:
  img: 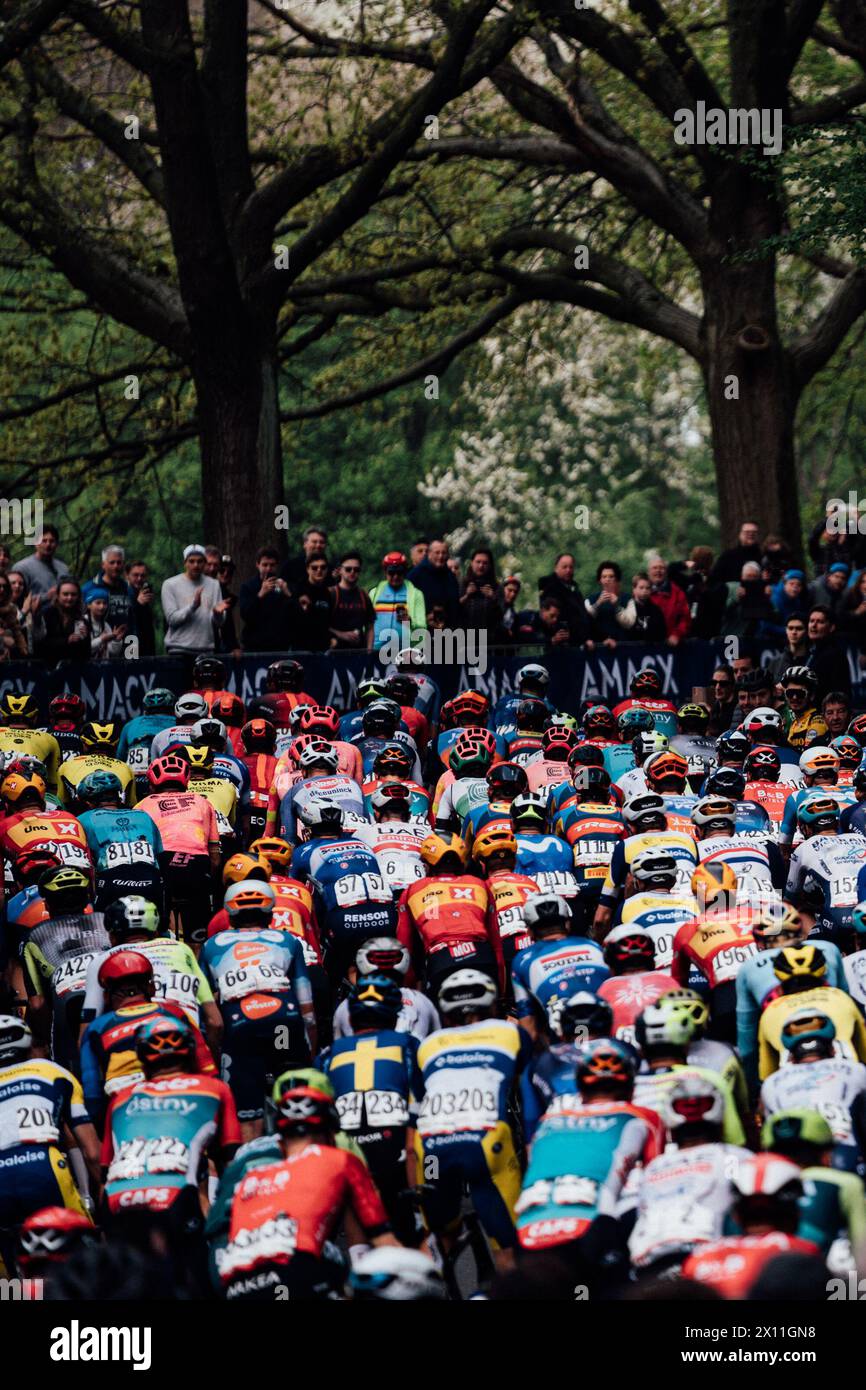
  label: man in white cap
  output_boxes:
[161,544,230,656]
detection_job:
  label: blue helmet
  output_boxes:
[796,793,841,830]
[348,973,403,1029]
[77,770,123,803]
[142,687,176,715]
[852,901,866,935]
[618,707,655,736]
[705,765,745,799]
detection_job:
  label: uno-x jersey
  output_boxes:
[1,808,92,874]
[416,1019,531,1136]
[396,874,499,964]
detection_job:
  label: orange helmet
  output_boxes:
[645,750,689,786]
[472,826,518,861]
[691,861,737,906]
[210,692,246,727]
[420,833,469,869]
[222,852,271,886]
[451,690,490,724]
[249,837,293,871]
[1,772,46,805]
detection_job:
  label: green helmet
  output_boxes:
[635,995,703,1050]
[143,687,176,715]
[104,895,161,937]
[271,1067,335,1105]
[761,1108,833,1152]
[77,770,124,804]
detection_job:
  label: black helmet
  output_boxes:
[715,729,750,762]
[555,991,613,1041]
[348,974,403,1030]
[705,766,746,799]
[486,762,529,798]
[267,659,304,693]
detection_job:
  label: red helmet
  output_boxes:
[48,693,85,726]
[288,732,316,766]
[296,705,341,738]
[240,718,277,754]
[147,754,191,790]
[631,670,662,695]
[210,692,246,727]
[438,698,457,731]
[583,705,616,737]
[542,726,577,758]
[451,690,490,723]
[848,714,866,747]
[18,1207,94,1266]
[745,745,781,779]
[98,950,154,990]
[14,847,62,886]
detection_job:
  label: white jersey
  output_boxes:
[352,820,429,894]
[149,725,194,760]
[696,835,778,907]
[435,776,488,826]
[629,1142,744,1268]
[777,765,805,788]
[761,1058,866,1146]
[844,950,866,1009]
[785,833,866,908]
[616,768,649,800]
[332,986,439,1042]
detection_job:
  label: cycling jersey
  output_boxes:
[319,1029,422,1134]
[333,987,440,1042]
[491,693,556,734]
[600,831,698,909]
[362,777,430,823]
[42,723,82,762]
[526,759,571,794]
[416,1019,530,1137]
[629,1142,744,1269]
[279,775,367,845]
[798,1166,866,1253]
[0,1057,91,1227]
[352,732,421,783]
[486,869,542,951]
[696,834,785,907]
[598,971,680,1044]
[614,767,649,803]
[516,1096,664,1249]
[520,1042,584,1141]
[149,724,196,761]
[352,820,428,895]
[602,745,637,786]
[743,780,789,833]
[758,986,866,1078]
[554,804,625,897]
[461,799,515,846]
[761,1058,866,1167]
[786,833,866,936]
[241,751,277,833]
[784,707,828,749]
[396,875,502,990]
[82,939,214,1028]
[514,832,576,884]
[683,1232,819,1297]
[187,775,238,830]
[632,1064,746,1145]
[618,892,698,970]
[735,943,847,1071]
[254,690,316,730]
[841,802,866,836]
[0,728,61,789]
[1,808,92,876]
[780,789,858,846]
[80,1000,216,1125]
[668,734,717,789]
[101,1073,240,1213]
[511,937,608,1022]
[23,912,110,1011]
[293,838,396,963]
[200,929,312,1013]
[434,775,490,827]
[77,806,163,874]
[612,696,678,739]
[117,713,175,769]
[58,754,137,807]
[670,908,759,989]
[137,790,219,856]
[502,734,543,765]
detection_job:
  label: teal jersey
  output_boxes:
[77,806,164,872]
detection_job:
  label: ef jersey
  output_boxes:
[136,791,219,856]
[416,1019,531,1136]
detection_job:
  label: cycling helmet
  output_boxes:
[79,721,118,750]
[371,781,412,819]
[631,670,662,695]
[450,733,492,778]
[192,655,226,688]
[350,1248,445,1302]
[568,743,606,770]
[704,766,746,799]
[48,693,85,725]
[209,693,245,730]
[715,729,750,762]
[0,1015,32,1063]
[760,1110,834,1154]
[362,701,402,737]
[142,687,176,715]
[603,924,656,971]
[296,705,341,738]
[690,861,737,906]
[571,764,611,796]
[516,663,550,693]
[373,745,414,780]
[630,848,679,889]
[743,707,783,736]
[515,698,548,732]
[272,1083,339,1136]
[656,987,710,1031]
[356,678,389,706]
[0,691,39,725]
[510,791,549,829]
[97,950,154,990]
[731,1153,803,1205]
[224,879,276,921]
[780,1008,836,1060]
[472,825,518,862]
[773,944,827,986]
[386,675,419,708]
[18,1208,96,1267]
[486,762,529,798]
[297,802,345,836]
[852,900,866,936]
[644,750,688,788]
[677,703,710,731]
[781,666,818,693]
[135,1015,196,1073]
[437,969,497,1017]
[419,833,468,870]
[550,990,613,1042]
[751,902,802,943]
[799,746,839,779]
[77,770,123,805]
[222,852,271,886]
[183,742,215,772]
[287,734,316,767]
[576,1038,637,1090]
[635,998,700,1050]
[796,793,841,831]
[541,725,578,759]
[664,1073,724,1131]
[147,754,190,790]
[582,705,616,738]
[348,974,403,1030]
[1,772,46,806]
[830,734,862,768]
[14,847,61,887]
[297,740,339,772]
[622,792,666,829]
[449,690,490,725]
[38,866,91,911]
[288,704,314,734]
[691,796,736,830]
[522,893,571,936]
[744,745,781,779]
[248,837,292,872]
[848,713,866,746]
[174,693,209,722]
[355,937,410,979]
[104,896,161,937]
[271,1067,335,1107]
[240,718,277,754]
[189,718,228,749]
[632,731,668,761]
[267,659,305,693]
[618,708,656,736]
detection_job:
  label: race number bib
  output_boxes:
[52,951,99,1000]
[55,842,91,870]
[109,1136,190,1182]
[103,840,155,867]
[0,1096,59,1148]
[533,871,579,898]
[218,961,289,1003]
[712,941,758,983]
[417,1066,499,1134]
[336,1089,409,1130]
[333,872,390,907]
[126,746,151,772]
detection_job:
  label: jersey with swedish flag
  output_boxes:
[416,1019,531,1136]
[318,1029,423,1132]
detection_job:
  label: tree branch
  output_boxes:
[0,0,64,70]
[790,266,866,384]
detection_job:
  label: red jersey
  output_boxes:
[598,971,679,1042]
[399,705,431,755]
[254,691,316,730]
[1,809,92,875]
[486,869,542,949]
[218,1144,388,1282]
[671,908,759,989]
[743,780,788,828]
[682,1233,819,1299]
[241,752,278,817]
[396,874,504,991]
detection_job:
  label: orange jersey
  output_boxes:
[682,1234,819,1300]
[1,809,92,874]
[743,780,788,827]
[397,874,503,986]
[399,705,431,754]
[137,791,219,856]
[240,752,278,814]
[670,908,759,989]
[486,869,542,942]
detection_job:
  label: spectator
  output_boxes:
[36,579,90,664]
[0,574,27,659]
[459,549,502,635]
[770,569,807,623]
[670,547,726,638]
[614,573,667,644]
[809,562,851,622]
[86,587,125,660]
[8,570,44,654]
[328,552,375,650]
[203,546,222,578]
[720,561,778,642]
[281,526,328,589]
[83,544,136,634]
[841,567,866,646]
[808,502,866,575]
[239,546,296,651]
[538,553,588,642]
[707,664,736,735]
[822,691,851,737]
[370,552,426,653]
[647,556,690,645]
[0,544,11,576]
[584,561,624,644]
[498,576,523,642]
[516,594,571,648]
[126,560,157,657]
[767,612,809,683]
[709,520,762,583]
[12,524,71,599]
[294,553,334,651]
[160,544,228,657]
[760,535,793,586]
[408,538,460,625]
[215,555,240,654]
[805,605,850,698]
[731,654,755,682]
[409,539,429,568]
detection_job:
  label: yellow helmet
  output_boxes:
[0,692,40,726]
[690,861,737,907]
[420,833,469,870]
[249,837,293,871]
[773,944,827,986]
[0,772,46,805]
[80,720,118,750]
[183,742,214,771]
[222,852,271,886]
[472,825,518,861]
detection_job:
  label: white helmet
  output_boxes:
[516,662,549,690]
[622,792,666,825]
[630,846,678,887]
[438,969,497,1017]
[691,795,736,828]
[664,1073,725,1131]
[298,740,339,772]
[798,745,839,774]
[174,693,209,721]
[523,893,571,934]
[355,937,410,978]
[744,706,783,732]
[296,800,345,832]
[0,1015,32,1064]
[350,1247,446,1301]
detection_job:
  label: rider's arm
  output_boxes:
[345,1151,400,1247]
[484,889,506,996]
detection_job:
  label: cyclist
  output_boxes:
[598,925,679,1044]
[520,993,616,1141]
[832,733,864,788]
[333,938,440,1042]
[116,687,177,784]
[279,741,366,845]
[613,731,669,805]
[180,740,238,856]
[386,672,432,757]
[503,698,548,764]
[511,893,608,1042]
[781,667,827,749]
[246,837,326,1021]
[553,766,624,935]
[615,848,698,971]
[612,669,678,739]
[491,663,554,734]
[844,900,866,1006]
[351,700,421,782]
[758,945,866,1078]
[23,866,110,1069]
[136,754,220,947]
[44,693,86,762]
[631,996,745,1142]
[349,1247,445,1301]
[0,769,92,878]
[76,770,164,911]
[148,693,210,762]
[742,745,790,834]
[760,1011,866,1173]
[58,722,136,808]
[526,725,578,794]
[760,1110,866,1256]
[16,1208,99,1291]
[840,766,866,837]
[702,765,773,837]
[668,703,717,791]
[253,659,316,730]
[237,717,278,841]
[353,782,429,896]
[472,826,542,974]
[363,744,431,822]
[785,794,866,945]
[780,747,856,848]
[691,794,785,906]
[461,762,529,847]
[669,863,757,1041]
[593,792,698,939]
[510,792,578,905]
[0,693,61,790]
[433,732,495,831]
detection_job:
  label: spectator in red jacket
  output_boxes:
[647,555,691,646]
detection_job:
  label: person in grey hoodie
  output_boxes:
[160,544,228,656]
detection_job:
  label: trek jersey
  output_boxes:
[0,1057,90,1153]
[515,1097,664,1249]
[101,1073,240,1213]
[351,820,428,895]
[279,775,367,845]
[618,892,699,971]
[670,908,759,989]
[396,875,502,984]
[461,800,516,846]
[318,1029,423,1133]
[77,806,163,874]
[598,970,680,1044]
[600,831,698,909]
[80,1000,216,1124]
[761,1058,866,1161]
[695,834,785,906]
[136,790,219,855]
[200,929,312,1016]
[0,728,61,789]
[332,987,440,1042]
[293,838,396,945]
[511,937,609,1022]
[81,939,214,1028]
[683,1233,820,1299]
[629,1142,743,1269]
[416,1019,531,1138]
[58,754,137,807]
[554,803,625,897]
[780,788,858,845]
[217,1145,389,1285]
[758,987,866,1078]
[785,833,866,931]
[1,808,92,875]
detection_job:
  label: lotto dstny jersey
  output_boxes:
[415,1019,531,1137]
[0,728,61,788]
[58,754,137,807]
[332,987,440,1042]
[200,929,311,1009]
[101,1073,240,1212]
[600,831,698,907]
[779,787,858,845]
[511,938,609,1021]
[612,697,678,740]
[295,838,395,942]
[761,1058,866,1150]
[785,833,866,924]
[318,1029,423,1132]
[758,987,866,1079]
[696,834,785,906]
[602,745,637,784]
[0,1057,89,1151]
[618,892,699,970]
[82,939,214,1028]
[279,775,367,844]
[516,1097,665,1249]
[351,820,428,894]
[632,1064,746,1145]
[77,806,163,873]
[628,1142,743,1269]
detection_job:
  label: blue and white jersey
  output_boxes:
[696,834,786,906]
[351,731,421,782]
[786,833,866,931]
[780,786,858,846]
[292,837,395,941]
[279,774,367,844]
[200,928,311,1007]
[511,937,608,1021]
